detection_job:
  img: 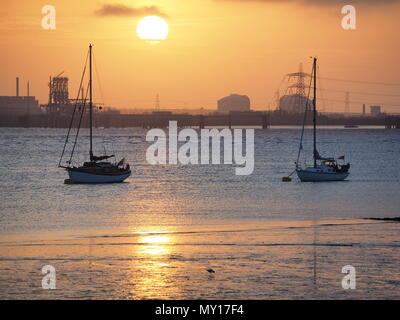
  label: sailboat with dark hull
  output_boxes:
[295,58,350,182]
[59,44,131,184]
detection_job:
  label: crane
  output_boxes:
[54,71,64,78]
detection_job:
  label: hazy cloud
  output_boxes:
[217,0,400,5]
[95,4,166,17]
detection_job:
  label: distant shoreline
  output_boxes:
[366,217,400,222]
[0,125,387,129]
[0,111,393,129]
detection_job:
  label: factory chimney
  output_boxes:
[16,77,19,97]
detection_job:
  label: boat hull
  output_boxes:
[67,169,131,184]
[296,170,349,182]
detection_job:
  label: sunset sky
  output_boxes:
[1,0,400,112]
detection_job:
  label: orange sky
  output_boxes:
[1,0,400,112]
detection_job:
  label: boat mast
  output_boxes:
[89,44,93,161]
[313,57,317,168]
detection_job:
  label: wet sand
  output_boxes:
[1,219,399,299]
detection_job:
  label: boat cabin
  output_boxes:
[321,160,338,168]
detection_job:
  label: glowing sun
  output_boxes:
[137,16,168,43]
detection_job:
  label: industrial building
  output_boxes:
[217,94,250,113]
[279,94,312,114]
[0,78,41,116]
[370,105,382,116]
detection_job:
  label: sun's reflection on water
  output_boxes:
[126,230,180,298]
[138,233,171,255]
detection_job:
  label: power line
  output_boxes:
[317,97,400,108]
[320,77,400,87]
[320,88,400,98]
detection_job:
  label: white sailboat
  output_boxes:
[295,58,350,182]
[59,44,131,183]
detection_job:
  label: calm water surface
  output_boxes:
[0,127,399,299]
